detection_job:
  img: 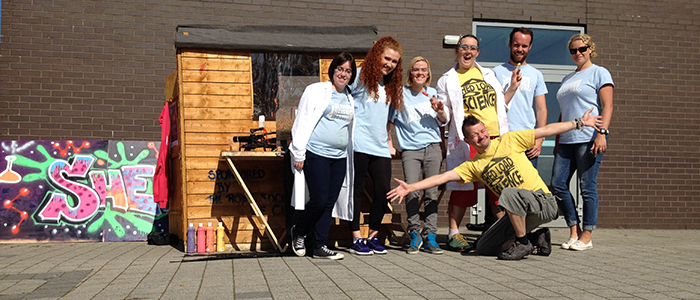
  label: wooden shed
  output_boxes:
[169,25,375,251]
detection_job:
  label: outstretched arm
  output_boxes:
[388,170,461,204]
[534,107,602,140]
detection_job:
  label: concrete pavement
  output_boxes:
[1,228,699,300]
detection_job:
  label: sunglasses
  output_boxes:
[569,46,590,55]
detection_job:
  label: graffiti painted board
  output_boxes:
[0,140,168,242]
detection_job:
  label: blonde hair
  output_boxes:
[405,56,432,87]
[568,33,597,58]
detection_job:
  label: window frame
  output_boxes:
[472,21,586,82]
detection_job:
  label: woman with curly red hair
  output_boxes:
[347,36,404,256]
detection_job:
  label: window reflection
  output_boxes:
[475,25,581,66]
[251,53,319,139]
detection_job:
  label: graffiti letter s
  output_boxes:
[35,155,101,224]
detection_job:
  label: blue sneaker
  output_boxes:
[366,237,387,255]
[349,238,373,256]
[406,231,422,254]
[423,233,443,254]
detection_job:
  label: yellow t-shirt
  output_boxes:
[457,67,500,136]
[453,130,549,196]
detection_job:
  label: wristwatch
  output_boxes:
[599,128,609,135]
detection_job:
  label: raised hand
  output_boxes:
[430,95,444,113]
[510,64,522,90]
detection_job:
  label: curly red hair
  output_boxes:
[359,36,403,110]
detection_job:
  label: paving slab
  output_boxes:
[0,228,699,299]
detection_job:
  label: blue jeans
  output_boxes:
[551,142,604,231]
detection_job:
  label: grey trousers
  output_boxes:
[402,143,442,237]
[476,188,558,256]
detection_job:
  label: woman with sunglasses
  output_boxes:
[347,36,404,256]
[390,57,447,254]
[289,52,357,260]
[553,34,614,251]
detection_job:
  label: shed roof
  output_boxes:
[175,25,377,53]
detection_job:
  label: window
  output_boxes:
[473,21,585,183]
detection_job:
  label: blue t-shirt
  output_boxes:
[390,86,442,150]
[492,63,548,131]
[556,64,614,144]
[350,67,392,158]
[306,90,354,159]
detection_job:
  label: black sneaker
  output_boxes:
[497,240,533,260]
[312,245,344,260]
[527,228,551,256]
[466,222,492,232]
[291,225,305,257]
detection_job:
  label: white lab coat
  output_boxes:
[436,63,509,191]
[289,81,354,221]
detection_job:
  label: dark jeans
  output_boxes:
[526,148,538,168]
[350,152,391,232]
[294,151,346,247]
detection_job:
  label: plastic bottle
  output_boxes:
[196,223,205,253]
[205,222,215,253]
[216,222,225,252]
[186,223,196,253]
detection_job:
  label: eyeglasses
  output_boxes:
[335,66,352,75]
[411,67,429,73]
[569,46,590,55]
[458,45,479,52]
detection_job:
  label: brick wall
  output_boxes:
[585,0,700,229]
[1,0,699,228]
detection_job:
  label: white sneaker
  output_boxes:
[569,240,593,251]
[561,238,577,250]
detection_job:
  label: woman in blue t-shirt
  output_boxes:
[553,34,614,251]
[390,57,447,254]
[347,37,404,256]
[289,52,357,260]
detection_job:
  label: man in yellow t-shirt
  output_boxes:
[388,109,602,260]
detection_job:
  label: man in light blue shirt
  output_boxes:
[493,27,548,168]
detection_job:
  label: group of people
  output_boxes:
[288,27,614,261]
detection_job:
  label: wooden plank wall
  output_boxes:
[174,51,367,251]
[177,49,283,250]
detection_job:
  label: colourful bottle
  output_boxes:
[196,223,205,253]
[205,222,215,253]
[186,223,195,253]
[216,222,225,252]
